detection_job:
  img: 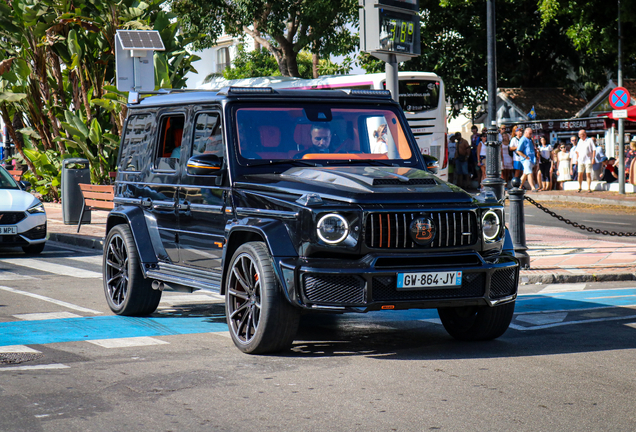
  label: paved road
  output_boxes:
[1,242,636,431]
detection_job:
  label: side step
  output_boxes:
[145,263,222,293]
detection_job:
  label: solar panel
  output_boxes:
[117,30,165,51]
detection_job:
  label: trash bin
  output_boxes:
[62,158,91,225]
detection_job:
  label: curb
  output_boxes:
[519,272,636,285]
[48,233,104,251]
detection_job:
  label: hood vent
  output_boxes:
[373,178,437,186]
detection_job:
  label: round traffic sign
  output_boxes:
[609,87,631,110]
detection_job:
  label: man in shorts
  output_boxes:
[516,127,539,192]
[574,129,596,193]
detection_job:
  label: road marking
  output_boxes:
[539,283,586,294]
[582,220,631,226]
[87,336,169,348]
[13,312,82,321]
[0,345,41,353]
[0,271,37,280]
[0,364,69,371]
[67,256,103,265]
[586,294,636,300]
[626,322,636,329]
[510,314,636,331]
[515,312,568,325]
[0,258,101,279]
[0,286,102,315]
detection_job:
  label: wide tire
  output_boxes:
[22,242,45,254]
[103,224,161,316]
[437,301,515,341]
[225,242,300,354]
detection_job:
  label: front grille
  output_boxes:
[372,273,485,301]
[303,274,366,305]
[373,178,437,186]
[0,212,26,225]
[489,267,518,298]
[365,211,477,249]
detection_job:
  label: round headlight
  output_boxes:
[317,214,349,244]
[482,211,501,241]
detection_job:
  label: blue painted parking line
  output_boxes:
[516,288,636,314]
[2,288,636,347]
[0,315,228,347]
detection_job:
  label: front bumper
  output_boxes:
[277,251,519,312]
[0,213,47,248]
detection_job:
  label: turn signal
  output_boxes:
[381,305,395,310]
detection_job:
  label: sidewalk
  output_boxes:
[43,197,636,285]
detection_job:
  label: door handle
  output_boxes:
[177,201,190,212]
[141,197,152,208]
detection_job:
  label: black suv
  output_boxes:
[103,87,519,354]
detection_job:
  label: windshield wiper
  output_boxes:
[325,159,397,167]
[246,159,320,167]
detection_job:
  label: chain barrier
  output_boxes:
[523,195,636,237]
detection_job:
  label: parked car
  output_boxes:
[103,87,519,354]
[0,166,47,254]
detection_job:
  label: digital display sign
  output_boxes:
[379,11,417,54]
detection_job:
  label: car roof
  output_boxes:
[130,88,395,109]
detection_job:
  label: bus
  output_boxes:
[200,72,448,180]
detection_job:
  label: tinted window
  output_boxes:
[192,113,223,158]
[119,114,154,172]
[0,167,18,189]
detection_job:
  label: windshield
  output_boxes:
[384,80,440,113]
[234,105,414,164]
[0,167,19,189]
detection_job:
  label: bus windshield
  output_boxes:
[234,105,414,163]
[388,80,440,113]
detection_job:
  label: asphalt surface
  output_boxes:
[1,242,636,431]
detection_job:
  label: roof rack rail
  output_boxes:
[217,86,275,95]
[341,89,392,98]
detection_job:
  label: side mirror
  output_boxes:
[186,154,223,176]
[421,154,439,174]
[19,180,31,191]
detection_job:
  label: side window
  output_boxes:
[192,113,223,158]
[119,113,154,172]
[154,114,185,170]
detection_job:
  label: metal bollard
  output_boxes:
[508,178,530,269]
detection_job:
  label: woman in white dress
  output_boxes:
[499,126,513,183]
[556,142,572,189]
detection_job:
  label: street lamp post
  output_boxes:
[481,0,505,200]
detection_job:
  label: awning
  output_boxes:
[607,105,636,122]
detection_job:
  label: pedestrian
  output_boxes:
[569,135,578,180]
[454,132,472,190]
[477,133,487,188]
[516,127,539,192]
[557,143,572,190]
[537,136,553,191]
[574,129,596,193]
[601,158,619,184]
[508,126,523,180]
[592,138,607,181]
[626,140,636,184]
[500,126,513,183]
[447,133,457,184]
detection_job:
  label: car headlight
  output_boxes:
[482,210,501,241]
[27,202,46,214]
[316,213,349,244]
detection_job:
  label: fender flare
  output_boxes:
[106,207,158,269]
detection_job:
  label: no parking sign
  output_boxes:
[609,87,631,110]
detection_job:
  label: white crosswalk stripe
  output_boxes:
[0,257,101,278]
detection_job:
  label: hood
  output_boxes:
[0,189,40,212]
[240,166,473,204]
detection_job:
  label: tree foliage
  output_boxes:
[0,0,199,198]
[171,0,357,77]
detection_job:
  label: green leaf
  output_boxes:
[88,118,102,145]
[0,92,27,102]
[68,29,83,60]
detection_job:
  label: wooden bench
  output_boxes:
[77,184,115,233]
[7,169,23,181]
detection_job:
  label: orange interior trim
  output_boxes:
[302,153,389,160]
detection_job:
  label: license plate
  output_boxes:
[397,271,462,290]
[0,226,17,235]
